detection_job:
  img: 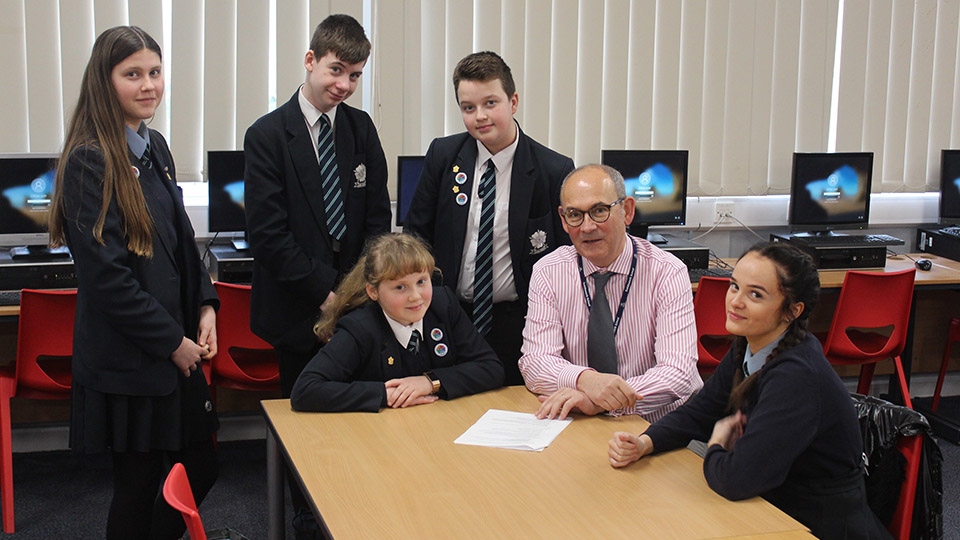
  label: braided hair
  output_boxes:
[726,242,820,412]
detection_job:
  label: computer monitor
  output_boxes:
[396,155,425,227]
[938,149,960,226]
[787,152,873,235]
[600,150,688,244]
[0,153,70,259]
[207,150,248,250]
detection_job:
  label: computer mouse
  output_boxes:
[916,258,932,271]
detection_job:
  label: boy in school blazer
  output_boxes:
[244,15,390,396]
[405,51,574,386]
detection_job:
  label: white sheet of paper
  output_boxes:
[454,409,572,452]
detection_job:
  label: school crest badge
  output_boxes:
[529,230,548,255]
[353,163,367,188]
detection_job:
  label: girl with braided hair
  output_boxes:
[608,242,890,539]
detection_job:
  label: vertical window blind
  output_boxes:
[1,0,958,196]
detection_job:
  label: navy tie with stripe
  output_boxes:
[318,114,346,242]
[587,271,618,374]
[473,161,496,336]
[407,329,421,354]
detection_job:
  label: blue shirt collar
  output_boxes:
[743,332,786,377]
[125,123,151,159]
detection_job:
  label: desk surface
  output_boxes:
[262,387,808,539]
[694,253,960,292]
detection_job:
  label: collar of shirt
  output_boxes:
[475,120,519,173]
[381,308,425,350]
[580,233,635,277]
[298,84,339,131]
[125,123,150,159]
[743,332,786,376]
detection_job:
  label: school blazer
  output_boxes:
[289,287,505,412]
[244,91,391,352]
[62,131,218,396]
[404,128,574,301]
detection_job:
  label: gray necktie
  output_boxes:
[587,271,618,374]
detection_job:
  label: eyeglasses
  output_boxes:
[560,197,626,227]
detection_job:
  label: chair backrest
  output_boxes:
[15,289,77,396]
[693,277,734,374]
[853,394,933,540]
[822,269,916,363]
[212,281,279,384]
[162,462,207,540]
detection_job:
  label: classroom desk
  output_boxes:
[262,387,810,540]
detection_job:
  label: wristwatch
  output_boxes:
[424,371,441,394]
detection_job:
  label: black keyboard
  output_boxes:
[0,290,21,306]
[688,267,733,283]
[790,234,904,247]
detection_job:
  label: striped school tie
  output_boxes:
[318,114,346,242]
[473,160,496,336]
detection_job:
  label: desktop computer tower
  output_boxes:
[658,235,710,269]
[770,234,886,270]
[210,245,254,284]
[0,250,78,291]
[917,228,960,263]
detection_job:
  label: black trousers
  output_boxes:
[277,344,321,514]
[107,439,218,540]
[461,298,527,386]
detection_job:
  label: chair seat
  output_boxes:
[215,349,280,383]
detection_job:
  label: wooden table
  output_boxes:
[262,387,809,539]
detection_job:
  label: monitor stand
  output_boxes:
[628,223,668,245]
[10,245,71,261]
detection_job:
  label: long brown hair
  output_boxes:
[726,242,820,412]
[49,26,160,257]
[314,233,436,342]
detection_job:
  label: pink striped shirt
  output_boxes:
[519,235,703,422]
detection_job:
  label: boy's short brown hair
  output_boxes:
[309,14,371,64]
[452,51,516,102]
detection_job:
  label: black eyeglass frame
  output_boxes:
[560,197,627,227]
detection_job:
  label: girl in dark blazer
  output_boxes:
[607,242,889,539]
[291,233,504,412]
[49,26,219,540]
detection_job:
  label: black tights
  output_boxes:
[106,440,218,540]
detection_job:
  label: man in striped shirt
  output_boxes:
[519,164,702,423]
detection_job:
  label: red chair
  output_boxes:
[162,462,207,540]
[693,276,734,379]
[0,288,77,533]
[819,269,916,408]
[931,316,960,413]
[887,433,923,540]
[211,282,280,399]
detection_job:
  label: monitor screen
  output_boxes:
[396,155,425,227]
[788,152,873,233]
[0,153,59,251]
[601,150,688,243]
[207,150,246,237]
[938,150,960,225]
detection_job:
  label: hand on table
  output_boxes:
[385,376,439,408]
[608,432,653,468]
[535,388,604,420]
